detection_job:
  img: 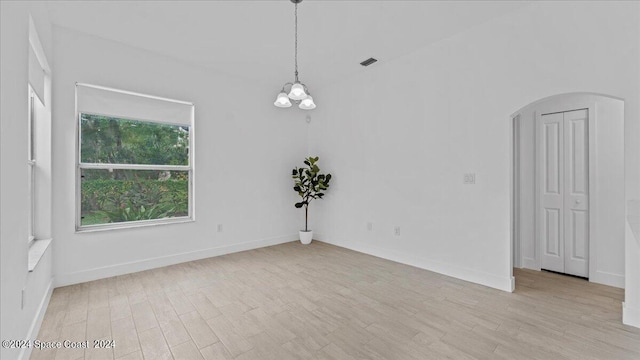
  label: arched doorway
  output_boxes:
[510,93,625,288]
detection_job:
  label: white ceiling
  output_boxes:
[46,0,532,89]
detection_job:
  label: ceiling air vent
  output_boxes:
[360,57,378,67]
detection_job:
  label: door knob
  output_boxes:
[575,199,581,204]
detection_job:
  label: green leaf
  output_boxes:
[292,156,331,209]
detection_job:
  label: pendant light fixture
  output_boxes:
[274,0,316,110]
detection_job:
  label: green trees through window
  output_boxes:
[81,114,189,165]
[79,114,191,227]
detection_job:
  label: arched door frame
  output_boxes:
[509,92,625,288]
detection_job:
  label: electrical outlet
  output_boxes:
[394,226,401,236]
[217,224,223,232]
[367,222,373,231]
[463,173,476,184]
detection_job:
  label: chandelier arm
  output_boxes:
[280,82,294,92]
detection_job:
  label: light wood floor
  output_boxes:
[32,241,640,360]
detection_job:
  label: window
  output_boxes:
[76,84,194,230]
[28,38,46,245]
[27,87,38,244]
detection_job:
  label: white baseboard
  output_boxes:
[590,270,625,288]
[522,257,539,270]
[623,302,640,329]
[19,278,54,360]
[518,257,623,288]
[316,236,513,292]
[56,234,298,287]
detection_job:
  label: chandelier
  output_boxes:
[274,0,316,110]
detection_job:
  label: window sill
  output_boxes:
[28,238,52,272]
[76,217,194,234]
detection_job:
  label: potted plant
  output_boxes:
[292,156,331,244]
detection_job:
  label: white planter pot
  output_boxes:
[299,230,313,245]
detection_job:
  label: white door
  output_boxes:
[538,109,589,277]
[563,109,589,277]
[539,112,565,273]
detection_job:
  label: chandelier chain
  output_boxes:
[294,2,298,82]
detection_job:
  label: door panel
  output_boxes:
[570,119,587,194]
[539,112,564,273]
[545,209,561,256]
[570,210,588,259]
[545,122,561,194]
[564,109,589,277]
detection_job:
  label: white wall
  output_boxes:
[1,2,55,360]
[309,1,639,297]
[515,95,625,288]
[52,27,309,286]
[626,206,640,327]
[625,4,640,327]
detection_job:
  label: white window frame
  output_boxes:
[27,86,36,245]
[75,84,195,232]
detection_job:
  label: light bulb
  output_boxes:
[299,96,316,110]
[274,92,292,108]
[288,82,308,100]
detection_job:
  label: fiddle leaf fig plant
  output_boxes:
[292,156,331,232]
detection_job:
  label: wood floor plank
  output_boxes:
[129,301,158,332]
[114,350,142,360]
[137,327,172,360]
[205,315,253,358]
[110,316,140,359]
[156,309,192,348]
[244,307,296,344]
[85,307,114,360]
[186,292,222,320]
[240,332,297,360]
[319,343,358,360]
[199,342,233,360]
[179,310,219,349]
[170,340,204,360]
[54,321,86,360]
[166,290,196,315]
